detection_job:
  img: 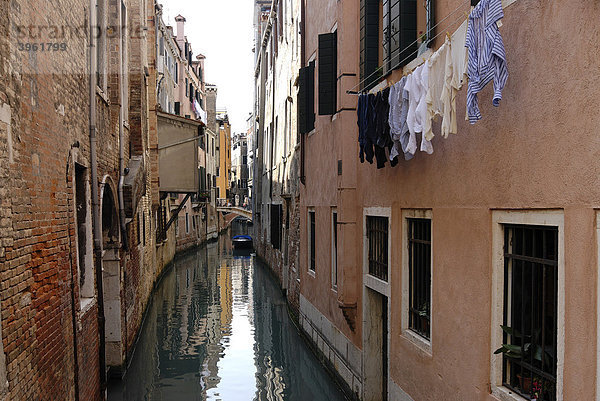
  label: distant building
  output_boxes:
[216,110,232,205]
[230,132,249,208]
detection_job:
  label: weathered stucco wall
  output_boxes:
[300,0,600,399]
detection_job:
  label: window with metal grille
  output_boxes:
[408,218,431,339]
[366,216,388,281]
[309,210,316,272]
[502,225,558,401]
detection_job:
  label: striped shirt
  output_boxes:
[465,0,508,124]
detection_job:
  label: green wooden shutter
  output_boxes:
[318,31,337,116]
[307,60,315,131]
[298,61,315,134]
[360,0,380,90]
[398,0,417,66]
[298,66,307,134]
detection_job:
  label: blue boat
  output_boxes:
[232,235,253,249]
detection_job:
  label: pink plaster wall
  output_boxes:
[301,0,600,399]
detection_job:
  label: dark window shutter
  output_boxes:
[307,60,315,130]
[360,0,380,90]
[398,0,417,66]
[298,66,307,134]
[297,61,315,134]
[199,167,206,192]
[318,31,337,116]
[270,204,282,249]
[174,102,180,115]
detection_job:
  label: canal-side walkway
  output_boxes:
[107,233,348,401]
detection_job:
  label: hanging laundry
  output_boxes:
[372,88,397,168]
[465,0,508,124]
[443,19,469,136]
[405,64,433,155]
[357,94,375,164]
[424,39,450,141]
[388,77,414,162]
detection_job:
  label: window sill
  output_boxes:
[401,329,432,357]
[491,386,528,401]
[96,86,109,105]
[307,269,316,278]
[80,297,96,315]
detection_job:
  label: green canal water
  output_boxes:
[107,224,347,401]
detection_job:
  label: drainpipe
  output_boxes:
[118,4,128,252]
[66,144,80,401]
[89,0,107,394]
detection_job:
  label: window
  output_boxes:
[318,31,337,115]
[331,209,338,290]
[75,164,94,300]
[142,211,146,246]
[491,211,564,401]
[361,0,435,88]
[199,167,206,192]
[185,213,189,234]
[366,216,389,282]
[407,218,431,340]
[297,60,315,134]
[308,209,316,273]
[270,204,282,250]
[96,0,106,89]
[121,2,128,121]
[174,102,180,116]
[500,225,558,401]
[137,211,141,245]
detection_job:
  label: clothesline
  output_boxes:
[346,0,472,95]
[347,11,468,96]
[356,0,508,171]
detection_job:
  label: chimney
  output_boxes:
[175,15,186,40]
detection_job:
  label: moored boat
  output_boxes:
[232,235,253,249]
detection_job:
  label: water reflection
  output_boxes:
[108,223,347,401]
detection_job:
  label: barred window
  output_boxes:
[501,225,558,401]
[366,216,388,281]
[408,218,431,340]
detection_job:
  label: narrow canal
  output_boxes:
[107,223,347,401]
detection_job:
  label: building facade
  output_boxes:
[216,110,232,206]
[230,131,249,207]
[253,0,303,312]
[283,0,600,400]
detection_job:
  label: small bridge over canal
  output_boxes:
[217,206,253,226]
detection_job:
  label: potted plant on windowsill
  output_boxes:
[494,326,553,400]
[417,303,430,334]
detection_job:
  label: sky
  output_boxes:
[161,0,255,134]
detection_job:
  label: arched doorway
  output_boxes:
[100,180,124,370]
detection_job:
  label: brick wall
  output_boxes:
[0,0,96,398]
